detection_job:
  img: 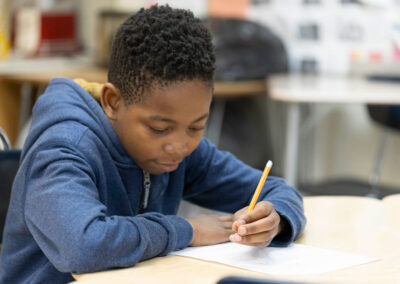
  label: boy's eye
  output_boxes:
[149,127,169,134]
[189,126,205,132]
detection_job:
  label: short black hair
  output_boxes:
[108,5,215,104]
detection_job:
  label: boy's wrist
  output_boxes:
[185,218,197,246]
[167,215,194,250]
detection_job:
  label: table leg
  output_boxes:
[0,81,21,145]
[18,83,33,133]
[284,103,300,188]
[206,99,226,148]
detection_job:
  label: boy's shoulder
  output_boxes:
[27,77,108,155]
[30,121,94,158]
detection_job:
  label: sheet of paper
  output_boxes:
[170,243,379,275]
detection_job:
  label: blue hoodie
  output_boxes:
[0,78,306,283]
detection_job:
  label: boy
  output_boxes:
[0,5,305,283]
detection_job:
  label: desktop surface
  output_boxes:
[72,195,400,284]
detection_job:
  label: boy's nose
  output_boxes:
[164,141,189,159]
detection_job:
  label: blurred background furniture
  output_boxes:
[366,76,400,198]
[0,127,11,150]
[203,17,288,171]
[268,74,400,198]
[2,0,400,196]
[0,64,267,146]
[0,129,21,244]
[0,16,288,173]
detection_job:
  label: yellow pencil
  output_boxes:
[247,160,273,213]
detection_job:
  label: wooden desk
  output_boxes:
[72,195,400,284]
[268,74,400,188]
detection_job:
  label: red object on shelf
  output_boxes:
[38,12,79,56]
[369,51,383,62]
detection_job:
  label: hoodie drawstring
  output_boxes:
[142,170,151,209]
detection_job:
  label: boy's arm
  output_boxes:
[24,145,193,274]
[184,138,306,246]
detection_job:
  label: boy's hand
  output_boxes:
[230,201,286,247]
[186,215,234,246]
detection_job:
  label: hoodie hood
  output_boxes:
[23,77,133,165]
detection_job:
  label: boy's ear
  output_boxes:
[101,83,123,120]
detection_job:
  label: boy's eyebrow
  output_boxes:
[193,113,209,123]
[149,113,209,123]
[149,116,175,123]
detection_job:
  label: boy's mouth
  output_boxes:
[156,162,180,172]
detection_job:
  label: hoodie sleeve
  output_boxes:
[24,145,193,274]
[184,138,306,246]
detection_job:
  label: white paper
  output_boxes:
[170,243,378,275]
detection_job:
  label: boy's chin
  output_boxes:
[142,161,179,174]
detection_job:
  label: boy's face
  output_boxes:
[102,80,212,174]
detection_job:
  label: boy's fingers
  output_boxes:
[233,207,247,218]
[241,201,274,224]
[232,219,246,231]
[230,230,275,246]
[233,241,271,248]
[237,213,280,236]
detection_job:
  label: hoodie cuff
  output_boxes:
[269,201,301,247]
[167,215,193,250]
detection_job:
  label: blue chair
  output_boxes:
[0,127,11,151]
[0,128,21,242]
[366,104,400,198]
[365,75,400,198]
